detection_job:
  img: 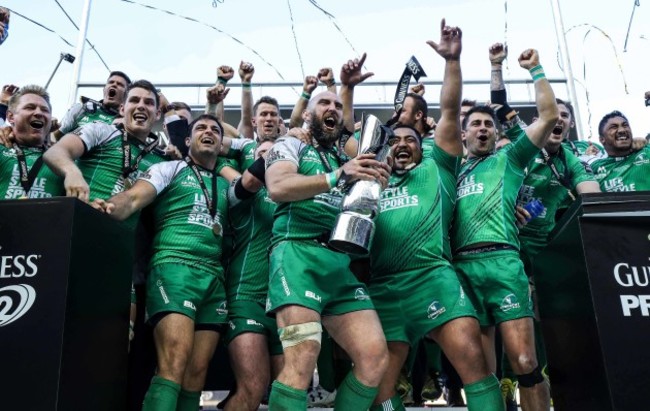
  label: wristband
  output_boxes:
[217,76,229,85]
[529,65,546,82]
[242,82,252,90]
[324,80,335,87]
[325,171,338,189]
[247,156,266,184]
[301,91,311,100]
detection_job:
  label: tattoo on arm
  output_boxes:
[491,68,505,90]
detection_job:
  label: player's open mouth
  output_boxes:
[615,134,629,141]
[200,137,215,144]
[552,125,563,135]
[29,120,44,129]
[323,116,337,130]
[133,113,147,122]
[108,88,117,98]
[478,135,488,142]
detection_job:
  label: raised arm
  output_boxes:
[518,49,559,148]
[319,68,337,94]
[238,61,255,138]
[289,75,318,129]
[43,133,89,202]
[426,18,463,156]
[339,53,374,133]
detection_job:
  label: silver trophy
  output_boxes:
[329,114,393,254]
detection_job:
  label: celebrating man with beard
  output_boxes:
[264,54,392,410]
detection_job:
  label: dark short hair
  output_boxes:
[461,99,477,108]
[108,70,131,85]
[598,110,629,137]
[125,79,159,108]
[462,104,497,130]
[253,96,279,116]
[391,123,422,145]
[189,114,223,137]
[169,101,192,113]
[406,93,428,118]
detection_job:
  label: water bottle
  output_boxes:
[523,199,544,222]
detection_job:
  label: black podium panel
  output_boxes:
[535,192,650,411]
[0,198,134,411]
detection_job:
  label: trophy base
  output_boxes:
[329,212,374,255]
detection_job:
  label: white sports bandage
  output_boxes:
[278,322,323,349]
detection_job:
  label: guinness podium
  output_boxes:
[535,192,650,411]
[0,198,134,411]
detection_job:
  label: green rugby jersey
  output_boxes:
[451,128,540,252]
[59,101,117,135]
[227,138,257,171]
[226,187,276,304]
[370,142,461,277]
[139,160,229,274]
[1,145,64,199]
[266,136,344,247]
[591,146,650,192]
[76,122,167,229]
[504,126,596,243]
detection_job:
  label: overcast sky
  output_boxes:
[1,0,648,140]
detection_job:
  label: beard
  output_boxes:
[310,116,342,148]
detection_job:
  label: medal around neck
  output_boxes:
[212,221,223,237]
[329,114,393,255]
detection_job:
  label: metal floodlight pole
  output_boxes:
[67,0,93,107]
[550,0,584,140]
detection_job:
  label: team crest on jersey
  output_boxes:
[633,152,649,165]
[427,300,446,320]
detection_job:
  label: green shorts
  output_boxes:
[225,299,283,356]
[453,250,533,327]
[267,241,375,316]
[146,263,228,326]
[369,264,477,345]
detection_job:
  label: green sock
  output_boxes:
[142,375,181,411]
[424,339,442,374]
[268,380,307,411]
[176,389,201,411]
[464,374,504,411]
[334,371,378,411]
[317,331,337,391]
[369,394,406,411]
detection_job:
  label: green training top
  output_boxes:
[451,128,540,253]
[0,145,64,199]
[139,159,229,274]
[371,141,461,277]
